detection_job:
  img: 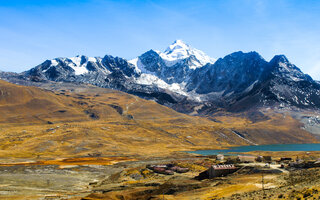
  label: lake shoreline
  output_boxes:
[186,143,320,156]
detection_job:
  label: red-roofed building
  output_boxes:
[207,164,238,178]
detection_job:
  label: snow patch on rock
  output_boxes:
[135,73,188,96]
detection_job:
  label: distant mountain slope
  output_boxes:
[0,80,317,159]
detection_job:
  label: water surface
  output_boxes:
[187,143,320,155]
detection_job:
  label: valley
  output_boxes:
[0,80,317,161]
[0,79,319,199]
[0,40,320,199]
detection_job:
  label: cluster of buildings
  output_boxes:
[216,154,272,163]
[145,154,320,180]
[146,164,189,175]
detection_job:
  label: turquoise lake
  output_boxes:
[186,143,320,155]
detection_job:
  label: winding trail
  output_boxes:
[123,96,139,115]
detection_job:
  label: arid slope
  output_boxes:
[0,80,317,161]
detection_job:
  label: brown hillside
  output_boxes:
[0,80,317,161]
[0,80,90,124]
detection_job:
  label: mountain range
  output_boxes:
[1,40,319,116]
[0,40,320,148]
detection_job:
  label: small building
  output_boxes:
[170,166,189,173]
[217,154,224,161]
[280,157,292,164]
[153,167,174,175]
[256,156,263,162]
[289,161,304,168]
[207,164,238,178]
[280,157,292,161]
[263,156,272,163]
[237,155,256,163]
[207,155,218,159]
[313,160,320,167]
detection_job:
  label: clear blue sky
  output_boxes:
[0,0,320,80]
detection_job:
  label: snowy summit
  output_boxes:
[129,40,216,72]
[159,40,216,68]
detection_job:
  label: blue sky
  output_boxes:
[0,0,320,80]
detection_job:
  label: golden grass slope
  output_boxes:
[0,80,317,161]
[0,80,89,124]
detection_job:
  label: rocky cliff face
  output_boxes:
[183,52,320,112]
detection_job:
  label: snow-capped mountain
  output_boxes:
[158,39,215,69]
[1,40,319,114]
[130,40,215,70]
[25,54,139,86]
[129,40,215,84]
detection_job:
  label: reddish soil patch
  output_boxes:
[0,157,135,166]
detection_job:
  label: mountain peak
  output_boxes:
[270,55,289,64]
[174,39,186,44]
[164,39,190,54]
[129,40,216,72]
[160,40,215,68]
